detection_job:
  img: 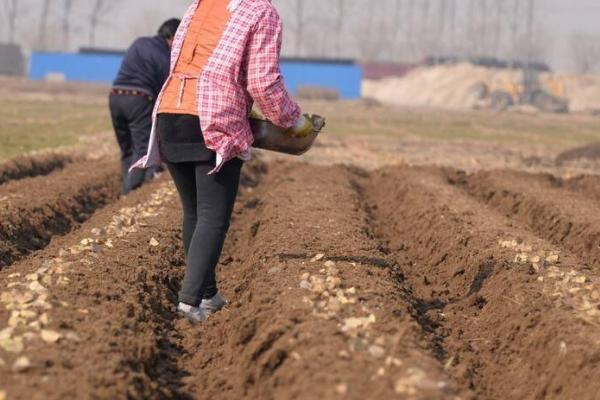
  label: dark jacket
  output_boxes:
[113,36,170,98]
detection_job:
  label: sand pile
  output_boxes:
[560,74,600,113]
[363,63,600,113]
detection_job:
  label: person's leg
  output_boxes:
[165,162,198,257]
[178,158,243,307]
[124,96,154,194]
[109,95,134,194]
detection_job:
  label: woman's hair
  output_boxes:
[158,18,181,40]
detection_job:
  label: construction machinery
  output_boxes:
[472,68,569,113]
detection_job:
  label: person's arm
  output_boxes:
[246,7,301,129]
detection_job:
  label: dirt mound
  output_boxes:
[556,141,600,164]
[0,157,120,269]
[0,152,78,185]
[0,162,471,399]
[452,169,600,267]
[363,63,600,113]
[364,166,600,399]
[177,162,467,399]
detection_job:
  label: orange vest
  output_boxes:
[158,0,231,115]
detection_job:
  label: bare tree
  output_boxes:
[89,0,113,47]
[525,0,536,65]
[467,0,477,56]
[492,0,505,57]
[2,0,18,43]
[479,0,488,55]
[403,0,417,59]
[37,0,52,50]
[334,0,345,58]
[416,0,431,57]
[391,0,402,57]
[355,2,392,61]
[448,0,457,55]
[437,0,447,55]
[570,34,600,74]
[294,0,304,56]
[61,0,73,50]
[509,0,521,63]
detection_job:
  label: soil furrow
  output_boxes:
[0,158,120,269]
[0,161,472,400]
[0,152,78,186]
[4,161,600,400]
[362,166,600,400]
[0,178,186,399]
[447,169,600,268]
[172,162,469,400]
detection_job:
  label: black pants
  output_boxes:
[167,159,243,306]
[109,94,158,194]
[158,113,243,307]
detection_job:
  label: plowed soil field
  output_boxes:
[1,152,600,400]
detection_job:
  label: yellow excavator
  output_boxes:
[472,69,569,113]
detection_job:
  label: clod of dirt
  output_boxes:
[11,356,31,373]
[556,142,600,164]
[149,238,159,247]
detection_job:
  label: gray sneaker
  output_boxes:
[200,292,226,314]
[177,303,208,322]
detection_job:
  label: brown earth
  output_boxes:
[450,170,600,267]
[0,157,120,269]
[1,157,600,400]
[0,151,78,185]
[556,142,600,164]
[363,167,600,400]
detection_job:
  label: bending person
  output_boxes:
[132,0,314,322]
[110,18,181,194]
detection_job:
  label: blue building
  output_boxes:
[29,51,362,99]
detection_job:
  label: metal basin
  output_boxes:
[250,115,326,156]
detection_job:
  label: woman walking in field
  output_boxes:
[132,0,315,321]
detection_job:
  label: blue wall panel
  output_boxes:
[29,53,123,83]
[280,61,362,99]
[29,53,362,99]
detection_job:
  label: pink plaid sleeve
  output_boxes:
[246,7,301,129]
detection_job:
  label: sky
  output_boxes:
[1,0,600,72]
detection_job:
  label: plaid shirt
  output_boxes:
[132,0,301,174]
